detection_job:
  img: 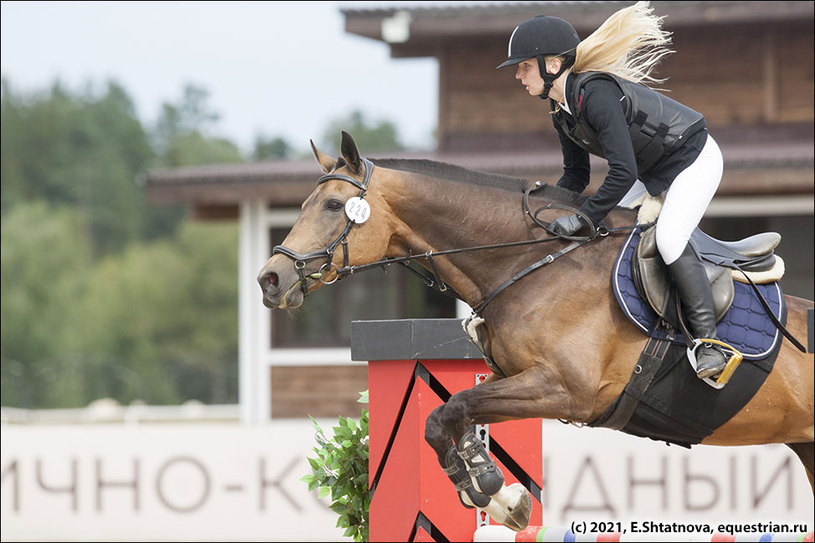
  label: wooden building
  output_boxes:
[143,1,814,421]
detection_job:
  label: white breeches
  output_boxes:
[620,135,724,265]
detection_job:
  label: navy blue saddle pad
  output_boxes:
[612,228,785,361]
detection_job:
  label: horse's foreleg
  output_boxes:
[428,402,531,530]
[438,365,585,532]
[425,404,491,508]
[438,415,532,531]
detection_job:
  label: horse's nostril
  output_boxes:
[266,272,279,288]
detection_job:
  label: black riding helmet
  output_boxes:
[497,15,580,99]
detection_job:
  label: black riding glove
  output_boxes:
[549,214,585,236]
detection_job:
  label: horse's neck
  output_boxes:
[383,173,544,306]
[382,171,636,312]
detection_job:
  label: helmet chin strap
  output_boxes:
[536,54,572,100]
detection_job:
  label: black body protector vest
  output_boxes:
[553,72,706,173]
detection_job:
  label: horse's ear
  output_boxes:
[310,139,337,173]
[340,131,361,174]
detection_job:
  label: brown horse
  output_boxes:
[257,132,814,530]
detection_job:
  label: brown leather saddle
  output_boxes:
[631,226,781,331]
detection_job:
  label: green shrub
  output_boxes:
[302,391,370,541]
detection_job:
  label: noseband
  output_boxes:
[272,157,375,299]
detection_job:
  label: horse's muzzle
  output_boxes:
[257,256,306,309]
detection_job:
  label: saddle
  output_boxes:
[595,226,789,440]
[631,225,784,331]
[595,218,798,441]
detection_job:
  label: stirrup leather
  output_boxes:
[687,338,744,389]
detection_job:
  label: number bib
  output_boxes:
[345,197,371,224]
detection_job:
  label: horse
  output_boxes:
[257,131,814,531]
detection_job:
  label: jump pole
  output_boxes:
[351,319,544,542]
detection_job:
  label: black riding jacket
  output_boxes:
[552,71,708,226]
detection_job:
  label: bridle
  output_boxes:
[273,156,642,313]
[272,154,808,362]
[272,157,375,300]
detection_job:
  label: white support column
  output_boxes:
[238,200,271,424]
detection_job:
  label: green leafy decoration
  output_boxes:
[301,390,370,542]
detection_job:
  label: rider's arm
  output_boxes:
[553,119,591,194]
[576,80,638,225]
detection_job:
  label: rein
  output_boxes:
[274,158,643,312]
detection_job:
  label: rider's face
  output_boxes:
[515,58,544,96]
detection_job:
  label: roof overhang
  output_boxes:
[143,132,814,212]
[343,1,815,57]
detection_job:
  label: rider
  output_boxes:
[497,2,728,379]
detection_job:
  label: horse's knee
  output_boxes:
[440,393,472,439]
[424,405,449,450]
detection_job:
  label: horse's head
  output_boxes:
[257,131,393,309]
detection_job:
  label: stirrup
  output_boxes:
[687,338,743,389]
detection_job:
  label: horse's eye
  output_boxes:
[325,199,344,212]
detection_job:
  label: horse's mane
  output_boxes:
[370,157,587,207]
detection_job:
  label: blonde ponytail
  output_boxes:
[571,1,673,86]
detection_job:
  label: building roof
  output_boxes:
[143,122,814,209]
[142,1,814,212]
[343,1,813,56]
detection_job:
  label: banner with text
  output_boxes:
[1,421,813,541]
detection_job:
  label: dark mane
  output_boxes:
[371,157,586,207]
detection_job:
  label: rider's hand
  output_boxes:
[549,214,585,236]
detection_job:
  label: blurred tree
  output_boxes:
[1,78,243,408]
[252,134,292,160]
[320,109,402,155]
[1,79,156,256]
[154,84,219,152]
[1,205,239,407]
[153,83,243,167]
[146,83,248,239]
[1,202,93,407]
[77,220,238,405]
[161,131,243,167]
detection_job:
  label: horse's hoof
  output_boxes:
[505,484,532,531]
[488,483,532,532]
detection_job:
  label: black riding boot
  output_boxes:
[667,244,727,379]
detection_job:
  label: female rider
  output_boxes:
[497,1,728,379]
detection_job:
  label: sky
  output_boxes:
[0,1,477,155]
